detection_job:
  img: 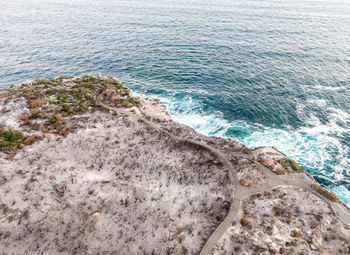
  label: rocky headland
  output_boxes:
[0,76,349,254]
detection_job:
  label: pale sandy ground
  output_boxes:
[1,78,350,255]
[0,95,232,254]
[213,185,350,254]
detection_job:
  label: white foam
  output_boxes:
[154,94,350,204]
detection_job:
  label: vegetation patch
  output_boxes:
[276,157,303,173]
[311,182,340,202]
[0,130,24,151]
[0,76,141,159]
[29,110,42,119]
[21,76,139,113]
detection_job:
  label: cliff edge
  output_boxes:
[0,76,349,254]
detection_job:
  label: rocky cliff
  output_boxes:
[0,76,349,254]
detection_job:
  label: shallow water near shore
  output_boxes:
[1,0,350,205]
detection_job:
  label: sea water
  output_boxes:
[1,0,349,205]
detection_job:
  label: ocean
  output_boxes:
[1,0,350,205]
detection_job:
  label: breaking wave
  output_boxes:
[157,93,350,206]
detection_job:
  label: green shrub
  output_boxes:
[61,104,71,112]
[277,157,302,172]
[0,130,23,150]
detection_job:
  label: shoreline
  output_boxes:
[159,95,350,207]
[4,76,350,207]
[1,76,349,254]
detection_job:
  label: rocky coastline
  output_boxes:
[0,76,349,254]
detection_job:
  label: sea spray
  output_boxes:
[153,93,350,205]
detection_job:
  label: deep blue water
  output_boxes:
[1,0,350,205]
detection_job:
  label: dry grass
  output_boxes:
[240,218,248,226]
[311,182,340,202]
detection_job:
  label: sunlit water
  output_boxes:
[1,0,350,205]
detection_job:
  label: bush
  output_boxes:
[0,130,23,150]
[277,157,302,173]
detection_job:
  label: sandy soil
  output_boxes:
[0,108,234,254]
[213,186,350,254]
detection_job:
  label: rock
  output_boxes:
[91,212,101,217]
[177,232,185,242]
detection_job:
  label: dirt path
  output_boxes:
[96,90,350,255]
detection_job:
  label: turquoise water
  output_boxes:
[1,0,350,205]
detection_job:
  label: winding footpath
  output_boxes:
[96,89,350,255]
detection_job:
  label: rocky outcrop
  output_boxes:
[0,76,349,254]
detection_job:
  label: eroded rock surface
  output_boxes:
[0,77,233,254]
[0,76,349,255]
[213,186,350,254]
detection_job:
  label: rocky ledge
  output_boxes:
[0,76,349,254]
